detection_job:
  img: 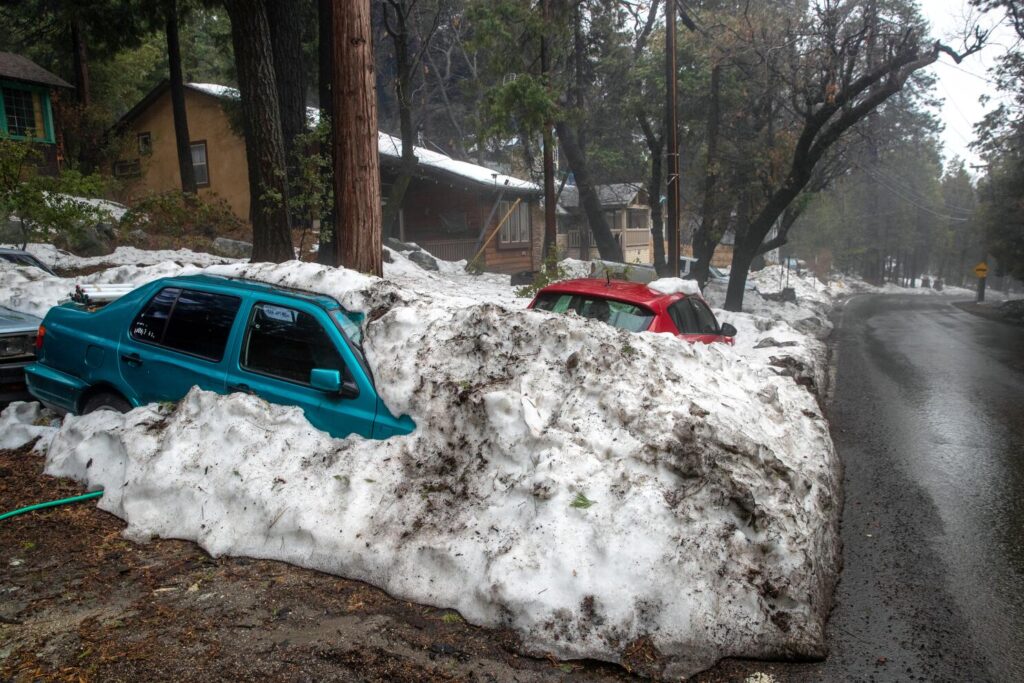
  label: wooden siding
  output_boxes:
[398,176,538,274]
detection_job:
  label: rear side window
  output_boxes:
[131,287,181,343]
[242,303,347,385]
[130,287,241,361]
[533,292,574,312]
[162,289,242,360]
[668,299,699,334]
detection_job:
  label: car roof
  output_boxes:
[537,278,678,307]
[163,274,343,311]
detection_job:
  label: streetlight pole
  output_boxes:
[666,0,681,277]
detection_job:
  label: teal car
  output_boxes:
[25,275,414,440]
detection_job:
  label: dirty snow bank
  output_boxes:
[44,261,841,678]
[704,267,836,397]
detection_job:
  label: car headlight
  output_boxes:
[0,335,35,359]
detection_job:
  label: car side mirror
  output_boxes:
[720,322,737,337]
[310,368,361,398]
[310,368,341,392]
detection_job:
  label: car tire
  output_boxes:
[81,392,132,415]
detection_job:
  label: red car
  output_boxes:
[528,278,736,345]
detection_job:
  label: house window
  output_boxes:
[627,208,648,230]
[498,200,530,247]
[190,141,209,187]
[138,132,152,155]
[113,159,142,178]
[0,84,52,142]
[2,88,35,137]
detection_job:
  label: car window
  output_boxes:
[130,287,240,360]
[533,292,574,313]
[578,296,653,332]
[668,299,699,334]
[242,303,347,385]
[161,289,242,360]
[689,298,721,334]
[130,287,181,344]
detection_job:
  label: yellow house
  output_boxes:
[113,82,546,275]
[113,82,251,219]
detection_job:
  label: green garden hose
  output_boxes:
[0,490,103,523]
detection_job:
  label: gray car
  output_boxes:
[0,305,42,404]
[0,247,56,275]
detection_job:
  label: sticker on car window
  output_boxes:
[261,305,297,323]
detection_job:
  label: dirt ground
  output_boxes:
[0,443,794,682]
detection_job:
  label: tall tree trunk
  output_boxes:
[540,0,556,266]
[267,0,308,162]
[380,0,418,239]
[691,63,721,286]
[70,16,90,107]
[333,0,382,275]
[166,0,197,194]
[224,0,293,263]
[316,0,336,265]
[555,121,622,262]
[638,115,666,274]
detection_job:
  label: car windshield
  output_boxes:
[330,308,369,371]
[534,292,655,332]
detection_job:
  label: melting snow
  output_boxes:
[0,248,852,675]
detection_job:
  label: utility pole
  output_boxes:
[541,0,557,270]
[665,0,681,277]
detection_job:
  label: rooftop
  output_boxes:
[0,52,72,89]
[184,83,540,196]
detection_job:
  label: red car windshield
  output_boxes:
[533,292,655,332]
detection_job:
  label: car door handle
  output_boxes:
[228,383,253,394]
[120,353,142,366]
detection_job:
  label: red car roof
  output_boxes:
[536,278,679,307]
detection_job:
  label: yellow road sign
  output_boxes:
[974,262,989,278]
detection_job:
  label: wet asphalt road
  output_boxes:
[819,294,1024,682]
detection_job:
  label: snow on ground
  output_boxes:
[704,267,836,397]
[0,249,843,676]
[0,259,206,319]
[0,401,58,450]
[13,243,239,271]
[43,291,839,678]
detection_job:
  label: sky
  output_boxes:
[920,0,1020,170]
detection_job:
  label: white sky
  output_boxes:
[920,0,1020,170]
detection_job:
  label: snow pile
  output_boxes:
[649,277,702,296]
[704,267,836,398]
[42,260,840,677]
[0,401,59,450]
[0,260,204,319]
[16,243,239,271]
[558,258,596,279]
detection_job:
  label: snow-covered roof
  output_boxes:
[185,83,539,196]
[377,132,539,195]
[186,82,239,99]
[559,182,645,210]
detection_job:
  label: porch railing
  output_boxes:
[417,238,479,263]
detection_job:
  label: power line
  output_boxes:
[855,161,976,214]
[853,163,972,221]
